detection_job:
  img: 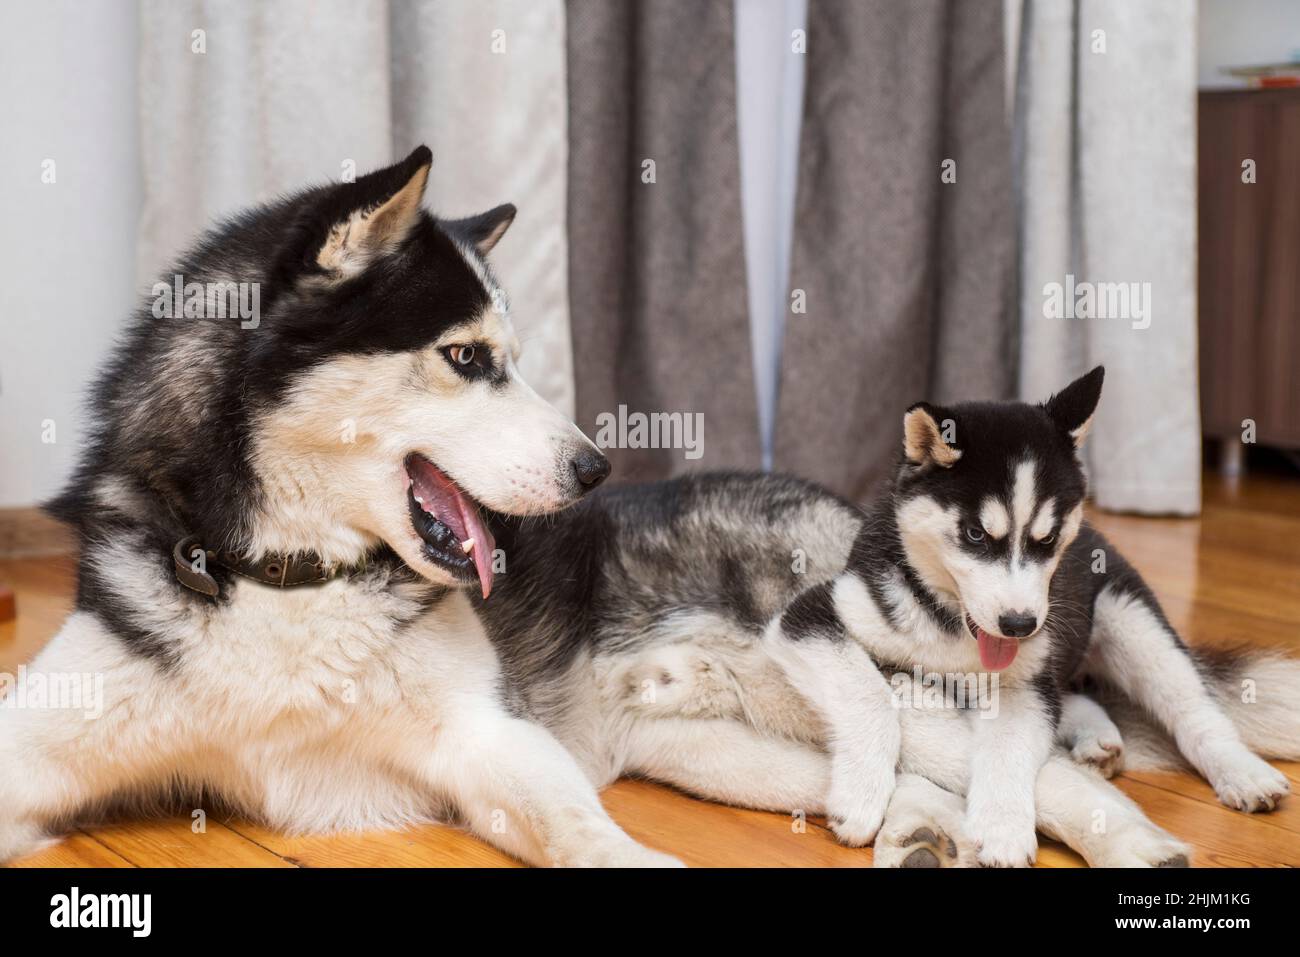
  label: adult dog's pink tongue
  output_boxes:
[976,628,1019,670]
[455,496,495,599]
[407,457,496,599]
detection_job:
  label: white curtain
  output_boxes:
[1012,0,1201,514]
[734,0,808,471]
[390,0,574,417]
[136,0,573,415]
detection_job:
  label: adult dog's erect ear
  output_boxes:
[442,203,517,256]
[1044,365,1105,448]
[273,146,433,287]
[902,402,961,468]
[312,146,432,276]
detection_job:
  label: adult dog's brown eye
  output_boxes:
[449,345,475,366]
[1040,533,1056,546]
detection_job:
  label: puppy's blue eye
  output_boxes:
[965,526,986,544]
[449,345,475,366]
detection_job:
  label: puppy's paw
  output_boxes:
[968,815,1038,868]
[826,772,894,848]
[1059,694,1124,779]
[828,815,881,849]
[1070,733,1124,779]
[873,778,976,868]
[1092,820,1192,868]
[1206,751,1290,813]
[875,824,966,868]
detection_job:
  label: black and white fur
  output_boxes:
[763,369,1296,865]
[3,150,1287,868]
[1,147,678,867]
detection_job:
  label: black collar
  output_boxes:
[172,535,357,597]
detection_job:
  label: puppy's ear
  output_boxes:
[1044,365,1105,448]
[902,402,961,468]
[442,204,517,256]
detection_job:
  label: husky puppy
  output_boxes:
[763,369,1295,865]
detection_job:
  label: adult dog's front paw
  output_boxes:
[0,817,55,865]
[1091,818,1191,868]
[565,835,684,868]
[967,813,1038,868]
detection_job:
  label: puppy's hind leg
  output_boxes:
[1058,693,1124,778]
[896,699,1187,867]
[1089,584,1289,812]
[1035,753,1191,868]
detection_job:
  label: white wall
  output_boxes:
[0,1,141,508]
[1199,0,1300,87]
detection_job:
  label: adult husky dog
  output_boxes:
[1,149,1280,867]
[2,146,678,867]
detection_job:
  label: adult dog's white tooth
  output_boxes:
[414,495,424,504]
[461,538,475,554]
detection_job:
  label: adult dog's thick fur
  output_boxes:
[0,149,1252,868]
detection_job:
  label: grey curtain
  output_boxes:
[1012,0,1200,514]
[774,0,1015,500]
[567,0,1014,498]
[566,0,763,483]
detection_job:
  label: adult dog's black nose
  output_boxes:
[571,448,611,492]
[998,613,1038,638]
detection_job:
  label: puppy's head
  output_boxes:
[891,367,1104,669]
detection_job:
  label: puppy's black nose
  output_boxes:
[571,448,611,492]
[998,613,1038,638]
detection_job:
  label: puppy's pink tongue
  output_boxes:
[976,628,1019,670]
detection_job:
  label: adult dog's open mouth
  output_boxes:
[404,453,496,598]
[965,614,1019,671]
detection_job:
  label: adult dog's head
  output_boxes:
[245,146,607,596]
[93,146,606,599]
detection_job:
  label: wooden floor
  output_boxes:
[2,472,1299,868]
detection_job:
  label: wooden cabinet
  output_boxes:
[1198,89,1300,456]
